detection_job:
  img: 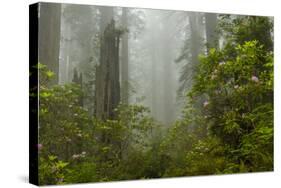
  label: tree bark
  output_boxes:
[121,8,129,104]
[189,13,201,66]
[94,14,121,120]
[189,13,206,112]
[205,13,218,51]
[38,3,61,85]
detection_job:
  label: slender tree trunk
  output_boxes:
[205,13,218,51]
[162,43,174,125]
[189,13,206,112]
[38,3,61,85]
[72,68,83,106]
[148,12,159,120]
[189,13,200,66]
[121,8,129,104]
[151,46,158,119]
[60,18,71,84]
[161,17,175,125]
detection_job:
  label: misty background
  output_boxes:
[39,3,219,126]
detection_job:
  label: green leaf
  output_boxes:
[48,155,57,161]
[46,70,55,78]
[56,161,69,169]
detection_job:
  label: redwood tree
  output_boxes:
[38,3,61,85]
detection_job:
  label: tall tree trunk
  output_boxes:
[151,44,158,119]
[94,7,123,163]
[189,13,206,112]
[94,7,113,120]
[121,8,129,104]
[38,3,61,85]
[162,41,174,125]
[189,13,201,66]
[205,13,218,51]
[161,16,175,125]
[147,12,160,120]
[60,14,71,84]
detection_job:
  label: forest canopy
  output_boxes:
[33,3,273,185]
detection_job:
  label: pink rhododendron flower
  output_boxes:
[203,101,209,107]
[251,75,259,83]
[37,144,43,150]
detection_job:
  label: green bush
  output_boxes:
[39,155,69,185]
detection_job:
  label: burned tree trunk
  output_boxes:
[94,20,122,120]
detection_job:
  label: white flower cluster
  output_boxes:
[72,151,87,159]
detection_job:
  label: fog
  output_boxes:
[39,3,217,125]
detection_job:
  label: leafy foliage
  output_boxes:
[39,155,69,185]
[38,65,161,184]
[160,15,273,176]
